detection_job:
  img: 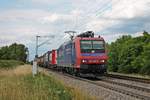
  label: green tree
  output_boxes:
[108,31,150,75]
[0,43,28,62]
[140,43,150,75]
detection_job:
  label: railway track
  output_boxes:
[100,78,150,93]
[71,76,150,100]
[72,75,150,100]
[104,73,150,84]
[42,68,150,100]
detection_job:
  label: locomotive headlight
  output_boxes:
[100,60,105,62]
[82,59,87,63]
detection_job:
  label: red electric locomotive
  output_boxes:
[57,31,108,75]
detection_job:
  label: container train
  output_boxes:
[37,31,108,76]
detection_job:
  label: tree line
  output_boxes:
[108,31,150,75]
[0,43,28,62]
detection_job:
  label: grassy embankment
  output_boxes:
[0,60,95,100]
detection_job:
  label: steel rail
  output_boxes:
[99,78,150,93]
[104,73,150,84]
[66,75,150,100]
[42,68,150,100]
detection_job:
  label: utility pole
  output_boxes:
[33,35,55,77]
[26,48,29,63]
[35,36,40,58]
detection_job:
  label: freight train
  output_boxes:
[37,31,108,76]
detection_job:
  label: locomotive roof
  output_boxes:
[57,31,105,50]
[77,31,94,38]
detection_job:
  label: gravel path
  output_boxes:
[40,68,141,100]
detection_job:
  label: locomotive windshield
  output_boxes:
[93,41,104,49]
[80,40,92,49]
[80,40,105,53]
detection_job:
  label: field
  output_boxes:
[0,64,94,100]
[0,60,24,69]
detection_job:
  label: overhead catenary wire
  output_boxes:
[72,0,112,32]
[77,1,113,31]
[84,0,138,34]
[78,0,125,33]
[75,0,113,32]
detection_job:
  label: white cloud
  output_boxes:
[83,0,150,32]
[108,0,150,19]
[31,0,52,3]
[42,14,59,23]
[0,9,52,23]
[102,33,125,43]
[85,18,119,32]
[131,32,143,37]
[101,31,144,43]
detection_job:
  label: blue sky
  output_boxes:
[0,0,150,60]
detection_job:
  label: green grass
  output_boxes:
[0,60,24,69]
[0,74,72,100]
[0,65,95,100]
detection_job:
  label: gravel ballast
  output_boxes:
[41,68,140,100]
